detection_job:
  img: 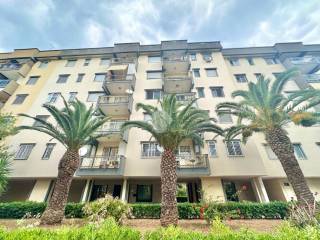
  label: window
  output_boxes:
[148,56,161,63]
[26,76,39,85]
[83,58,91,66]
[189,53,196,61]
[145,89,161,100]
[273,72,283,79]
[94,73,106,82]
[218,113,233,123]
[87,91,104,102]
[193,68,200,77]
[42,143,55,160]
[205,68,218,77]
[46,92,60,104]
[39,61,49,68]
[196,87,205,98]
[12,94,28,104]
[141,142,161,157]
[65,59,76,67]
[100,58,110,66]
[56,74,69,83]
[264,57,279,65]
[143,113,152,122]
[229,58,239,66]
[147,71,162,79]
[202,53,212,62]
[136,185,152,202]
[264,144,277,160]
[33,115,49,127]
[207,141,217,157]
[247,58,254,65]
[293,144,307,160]
[254,73,262,80]
[76,73,85,82]
[210,87,224,97]
[226,140,243,156]
[68,92,77,102]
[15,144,35,160]
[234,74,248,83]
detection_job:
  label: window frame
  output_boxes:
[12,94,28,105]
[76,73,85,82]
[100,58,110,66]
[145,89,162,100]
[148,56,161,63]
[293,143,307,160]
[94,73,107,82]
[189,53,197,61]
[68,92,78,102]
[193,68,200,78]
[83,58,91,66]
[65,59,76,67]
[247,58,254,65]
[234,74,248,83]
[196,87,205,98]
[39,61,49,68]
[87,91,105,102]
[229,58,240,66]
[226,140,243,157]
[33,115,49,127]
[14,143,35,160]
[205,68,218,77]
[141,142,161,157]
[218,112,233,123]
[26,76,40,85]
[207,141,217,157]
[56,74,70,84]
[263,144,278,160]
[146,70,162,80]
[42,143,56,160]
[210,87,225,97]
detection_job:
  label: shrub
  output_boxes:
[83,195,130,224]
[288,201,319,228]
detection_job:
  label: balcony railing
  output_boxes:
[0,80,10,88]
[80,155,124,169]
[176,154,209,169]
[175,93,196,102]
[162,55,189,62]
[97,121,125,133]
[110,58,137,65]
[98,95,130,104]
[105,74,136,82]
[303,74,320,83]
[0,63,21,70]
[288,56,320,65]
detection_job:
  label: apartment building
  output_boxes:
[0,41,319,204]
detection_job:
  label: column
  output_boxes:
[251,177,269,203]
[28,179,52,202]
[121,178,128,202]
[81,179,92,202]
[200,177,225,202]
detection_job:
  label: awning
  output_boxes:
[107,64,128,72]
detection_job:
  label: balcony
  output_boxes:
[77,155,125,176]
[285,56,320,74]
[0,62,32,80]
[163,72,193,93]
[162,55,190,75]
[303,74,320,83]
[95,120,128,142]
[0,79,19,103]
[98,95,133,116]
[103,74,136,95]
[175,92,196,102]
[176,154,210,176]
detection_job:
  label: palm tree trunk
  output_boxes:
[160,148,178,227]
[266,127,314,206]
[40,149,80,225]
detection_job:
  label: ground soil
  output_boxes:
[0,218,283,233]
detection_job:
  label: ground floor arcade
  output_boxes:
[1,177,320,203]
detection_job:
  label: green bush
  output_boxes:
[83,195,130,224]
[0,218,319,240]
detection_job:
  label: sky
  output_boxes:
[0,0,319,52]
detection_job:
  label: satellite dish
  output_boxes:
[125,89,133,94]
[157,145,164,153]
[79,147,88,156]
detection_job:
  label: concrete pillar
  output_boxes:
[200,177,225,202]
[81,179,92,202]
[121,178,128,202]
[251,177,269,203]
[28,179,52,202]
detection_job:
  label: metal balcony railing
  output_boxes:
[176,154,209,169]
[105,74,136,82]
[162,55,190,62]
[163,72,193,81]
[98,95,130,104]
[175,93,196,102]
[288,56,320,65]
[110,58,137,65]
[97,121,125,133]
[80,155,124,169]
[0,80,10,88]
[303,74,320,83]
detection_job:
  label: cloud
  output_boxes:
[248,0,320,46]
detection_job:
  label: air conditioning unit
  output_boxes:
[204,56,212,62]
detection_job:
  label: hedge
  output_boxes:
[0,201,290,219]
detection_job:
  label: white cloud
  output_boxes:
[248,1,320,46]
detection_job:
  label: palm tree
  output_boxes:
[121,95,223,227]
[18,97,109,224]
[216,69,320,206]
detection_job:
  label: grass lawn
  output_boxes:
[0,218,283,233]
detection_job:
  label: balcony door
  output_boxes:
[103,147,118,161]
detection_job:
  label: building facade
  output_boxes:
[0,40,319,204]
